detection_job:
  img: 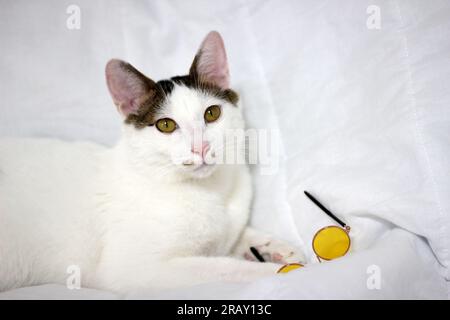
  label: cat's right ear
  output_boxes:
[105,59,157,117]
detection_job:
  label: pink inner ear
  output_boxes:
[106,59,147,116]
[196,31,230,89]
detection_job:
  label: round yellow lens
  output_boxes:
[204,105,221,123]
[156,118,177,133]
[277,263,304,274]
[312,226,350,260]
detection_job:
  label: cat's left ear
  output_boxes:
[189,31,230,89]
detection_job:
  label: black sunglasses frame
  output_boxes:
[304,191,347,228]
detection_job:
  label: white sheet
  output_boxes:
[0,0,449,299]
[0,229,445,299]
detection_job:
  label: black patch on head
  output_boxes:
[171,75,193,86]
[157,80,175,95]
[125,73,239,129]
[124,49,239,129]
[170,74,239,105]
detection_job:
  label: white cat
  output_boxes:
[0,31,304,293]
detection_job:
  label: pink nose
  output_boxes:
[191,141,210,159]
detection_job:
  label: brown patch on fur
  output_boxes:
[124,88,164,129]
[124,51,239,129]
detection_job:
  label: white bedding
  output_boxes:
[0,0,449,299]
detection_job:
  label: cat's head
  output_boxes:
[106,31,245,179]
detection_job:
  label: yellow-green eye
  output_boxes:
[204,105,221,123]
[156,118,177,133]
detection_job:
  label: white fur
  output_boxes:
[0,83,304,293]
[0,31,304,293]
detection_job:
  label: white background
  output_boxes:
[0,0,449,298]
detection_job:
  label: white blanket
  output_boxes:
[0,0,449,299]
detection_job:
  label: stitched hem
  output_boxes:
[394,0,449,278]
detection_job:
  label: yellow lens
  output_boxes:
[277,263,304,274]
[312,226,350,260]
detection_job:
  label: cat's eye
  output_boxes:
[155,118,177,133]
[204,105,221,123]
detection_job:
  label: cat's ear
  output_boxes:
[189,31,230,89]
[105,59,157,117]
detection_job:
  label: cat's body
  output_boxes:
[0,135,254,292]
[0,32,303,293]
[0,138,102,290]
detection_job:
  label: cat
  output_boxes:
[0,31,304,293]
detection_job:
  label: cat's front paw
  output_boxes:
[244,239,305,265]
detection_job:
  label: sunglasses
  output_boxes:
[304,191,351,262]
[252,191,351,273]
